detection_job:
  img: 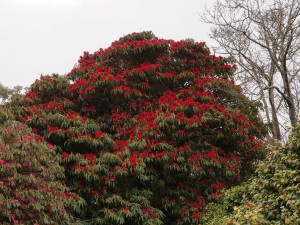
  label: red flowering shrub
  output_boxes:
[10,32,265,224]
[0,108,82,225]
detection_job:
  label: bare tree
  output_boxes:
[202,0,300,141]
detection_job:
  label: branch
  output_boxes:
[263,86,289,103]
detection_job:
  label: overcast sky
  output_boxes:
[0,0,216,88]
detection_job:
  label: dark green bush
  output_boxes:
[202,119,300,224]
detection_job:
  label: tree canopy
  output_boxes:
[8,31,264,224]
[0,83,23,104]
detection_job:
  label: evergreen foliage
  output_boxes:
[202,119,300,224]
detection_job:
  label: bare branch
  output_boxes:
[202,0,300,141]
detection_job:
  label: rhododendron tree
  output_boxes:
[10,32,265,224]
[0,109,82,225]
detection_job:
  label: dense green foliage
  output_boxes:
[7,32,264,224]
[0,109,83,224]
[202,119,300,224]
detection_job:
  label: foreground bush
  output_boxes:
[202,120,300,224]
[10,31,264,224]
[0,109,83,224]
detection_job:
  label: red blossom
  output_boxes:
[62,152,69,158]
[95,130,103,138]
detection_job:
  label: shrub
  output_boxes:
[202,119,300,224]
[0,109,83,224]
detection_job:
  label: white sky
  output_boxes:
[0,0,216,88]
